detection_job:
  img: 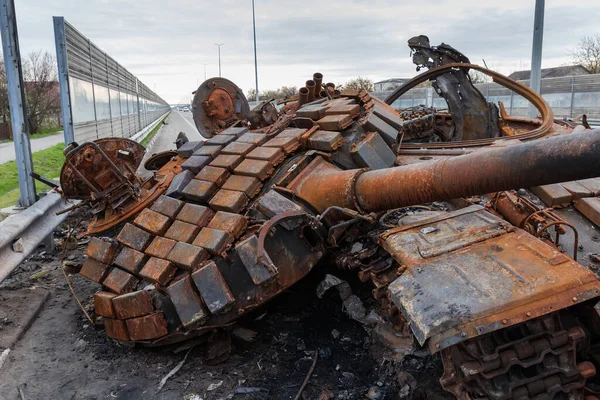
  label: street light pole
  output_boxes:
[202,63,208,81]
[252,0,259,103]
[528,0,545,119]
[214,43,224,77]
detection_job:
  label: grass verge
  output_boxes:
[0,143,65,209]
[140,114,170,148]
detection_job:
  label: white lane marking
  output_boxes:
[176,111,200,134]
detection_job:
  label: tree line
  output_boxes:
[0,50,61,136]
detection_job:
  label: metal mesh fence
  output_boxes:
[54,17,170,143]
[373,74,600,122]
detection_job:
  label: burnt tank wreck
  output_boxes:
[60,36,600,398]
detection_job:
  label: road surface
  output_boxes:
[0,131,64,165]
[146,110,203,155]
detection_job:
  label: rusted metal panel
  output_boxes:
[80,258,112,283]
[145,236,177,259]
[306,130,343,151]
[165,170,194,199]
[125,313,168,340]
[167,242,208,270]
[263,136,300,154]
[372,103,404,130]
[257,190,305,230]
[181,155,212,174]
[277,128,307,139]
[176,203,215,227]
[325,104,360,118]
[220,126,248,137]
[209,154,244,172]
[220,141,255,156]
[94,291,117,318]
[113,246,147,274]
[236,236,279,286]
[139,257,176,286]
[195,166,230,187]
[316,114,353,131]
[164,220,201,243]
[575,197,600,227]
[531,184,573,207]
[113,290,154,319]
[221,175,262,198]
[104,318,130,341]
[85,237,119,264]
[360,112,398,147]
[182,179,218,203]
[103,268,138,294]
[577,178,600,196]
[166,276,209,329]
[351,131,396,170]
[205,134,236,146]
[236,133,268,145]
[382,206,600,352]
[208,189,249,213]
[177,141,203,158]
[296,104,328,120]
[191,261,235,314]
[116,223,153,251]
[233,159,273,180]
[246,146,285,165]
[193,145,222,159]
[207,211,247,238]
[150,195,184,219]
[133,208,172,236]
[561,180,593,199]
[192,227,233,255]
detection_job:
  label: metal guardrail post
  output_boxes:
[136,78,142,131]
[0,0,36,207]
[87,38,99,139]
[569,76,575,118]
[53,17,75,145]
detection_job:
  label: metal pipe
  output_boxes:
[290,130,600,213]
[305,80,316,102]
[298,87,309,106]
[313,73,323,98]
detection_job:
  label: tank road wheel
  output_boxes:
[439,313,596,399]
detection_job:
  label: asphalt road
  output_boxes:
[146,110,203,155]
[0,131,64,165]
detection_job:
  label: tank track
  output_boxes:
[439,313,596,399]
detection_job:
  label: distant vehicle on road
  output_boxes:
[182,106,190,112]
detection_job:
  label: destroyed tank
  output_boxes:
[61,36,600,398]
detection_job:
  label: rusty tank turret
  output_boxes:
[61,36,600,398]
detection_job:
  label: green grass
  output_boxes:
[140,114,170,148]
[0,143,65,208]
[31,127,63,139]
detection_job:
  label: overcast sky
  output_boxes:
[14,0,600,104]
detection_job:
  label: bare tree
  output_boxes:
[340,77,374,92]
[0,61,9,124]
[22,50,61,134]
[247,85,298,101]
[570,34,600,74]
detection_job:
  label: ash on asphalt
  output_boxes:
[0,211,448,400]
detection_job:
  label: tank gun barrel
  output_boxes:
[290,129,600,213]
